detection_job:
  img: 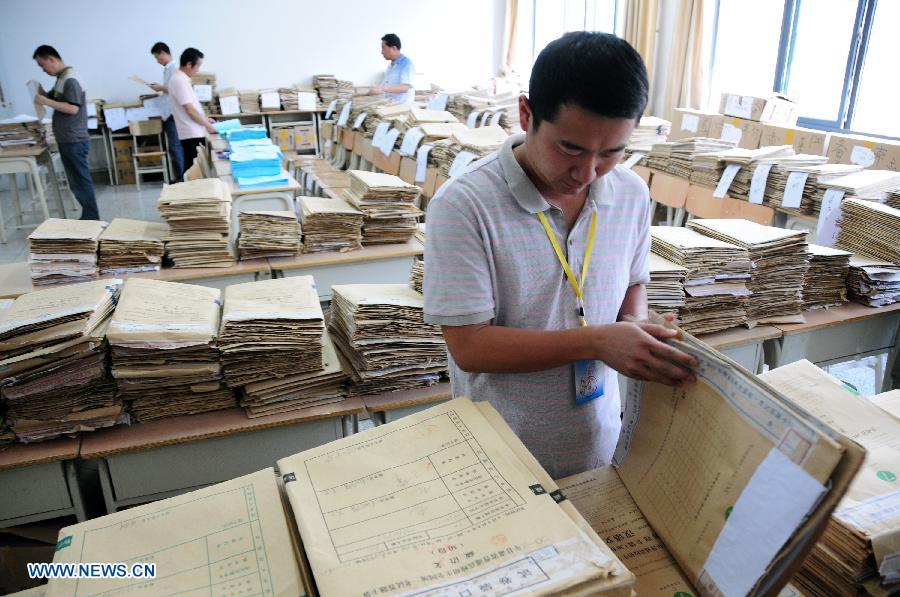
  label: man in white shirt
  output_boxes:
[149,42,184,180]
[167,47,216,172]
[368,33,414,104]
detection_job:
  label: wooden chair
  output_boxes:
[128,119,169,190]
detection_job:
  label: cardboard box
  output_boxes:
[760,124,829,156]
[399,156,417,184]
[712,116,764,150]
[826,133,900,171]
[271,127,294,152]
[361,137,375,164]
[649,171,689,208]
[434,173,450,195]
[671,108,725,140]
[320,120,334,141]
[116,164,136,185]
[293,123,316,152]
[632,165,651,185]
[718,93,798,124]
[373,149,402,176]
[685,183,727,219]
[722,197,775,225]
[341,127,355,150]
[422,167,439,198]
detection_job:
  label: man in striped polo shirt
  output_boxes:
[424,32,698,479]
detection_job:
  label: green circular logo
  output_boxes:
[877,471,896,482]
[725,506,733,520]
[674,592,693,597]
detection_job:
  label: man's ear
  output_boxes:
[518,95,532,133]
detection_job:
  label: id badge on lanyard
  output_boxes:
[536,210,605,405]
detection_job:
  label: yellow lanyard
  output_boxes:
[537,210,598,327]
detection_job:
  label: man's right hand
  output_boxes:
[205,122,217,135]
[149,83,163,92]
[593,322,698,386]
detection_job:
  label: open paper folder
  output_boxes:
[559,314,864,596]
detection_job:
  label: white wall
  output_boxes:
[0,0,505,115]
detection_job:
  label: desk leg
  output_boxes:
[46,152,67,218]
[98,458,119,513]
[64,461,88,521]
[885,323,899,392]
[342,414,359,437]
[28,160,50,220]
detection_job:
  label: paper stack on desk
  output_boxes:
[107,278,235,422]
[28,218,107,286]
[98,218,168,274]
[802,244,851,309]
[278,396,635,596]
[845,255,900,307]
[689,219,809,325]
[298,195,364,253]
[343,170,422,245]
[190,71,217,115]
[651,226,751,334]
[646,141,675,173]
[237,210,301,260]
[807,169,900,219]
[329,284,446,396]
[0,280,126,442]
[238,89,260,113]
[836,198,900,265]
[219,276,324,389]
[229,138,285,188]
[647,253,687,312]
[430,124,508,177]
[760,360,899,596]
[688,147,734,188]
[0,118,46,147]
[157,178,235,268]
[887,189,900,210]
[410,258,424,294]
[714,145,795,200]
[622,117,671,167]
[313,74,352,103]
[757,155,833,212]
[668,137,735,180]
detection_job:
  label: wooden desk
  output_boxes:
[0,437,85,525]
[361,383,452,425]
[770,303,900,391]
[81,399,365,513]
[269,238,424,300]
[696,325,782,374]
[0,145,66,234]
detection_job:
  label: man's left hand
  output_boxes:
[34,95,49,106]
[369,85,383,95]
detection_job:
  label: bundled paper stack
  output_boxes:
[190,71,217,115]
[646,142,675,172]
[218,277,324,390]
[98,218,168,274]
[689,219,809,325]
[0,118,47,147]
[107,278,235,422]
[238,89,260,113]
[410,258,424,294]
[345,96,387,131]
[299,195,364,253]
[651,226,751,333]
[398,121,468,158]
[313,74,337,102]
[216,87,239,114]
[623,116,671,166]
[158,178,235,268]
[401,106,459,129]
[887,188,900,209]
[430,125,508,176]
[363,104,412,136]
[238,211,301,260]
[28,218,106,286]
[765,159,852,213]
[329,284,446,395]
[715,145,795,200]
[802,244,851,309]
[668,138,735,180]
[647,253,687,313]
[343,170,422,245]
[229,138,287,188]
[278,85,316,111]
[688,148,732,188]
[0,280,126,442]
[845,255,900,307]
[257,87,281,112]
[815,170,900,218]
[836,198,900,265]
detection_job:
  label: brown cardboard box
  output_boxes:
[293,123,316,152]
[712,116,764,150]
[718,93,798,124]
[423,167,439,198]
[271,127,294,152]
[434,173,450,195]
[352,132,365,158]
[361,137,375,164]
[722,197,775,225]
[649,171,689,208]
[320,120,334,141]
[671,108,726,140]
[116,164,136,185]
[632,165,651,185]
[826,133,900,171]
[375,150,401,176]
[399,156,417,184]
[685,183,727,218]
[759,124,829,156]
[341,127,355,150]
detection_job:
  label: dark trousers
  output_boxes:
[180,137,207,174]
[163,115,184,181]
[57,140,100,220]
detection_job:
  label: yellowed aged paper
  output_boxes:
[99,218,169,242]
[46,468,306,597]
[872,389,900,421]
[278,398,623,596]
[0,279,120,338]
[222,276,322,323]
[28,218,107,241]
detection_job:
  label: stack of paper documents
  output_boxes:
[278,85,316,111]
[299,195,364,253]
[430,125,508,176]
[346,96,388,131]
[646,141,675,172]
[410,258,424,294]
[28,218,106,286]
[158,178,235,268]
[888,189,900,210]
[651,226,751,333]
[277,396,635,596]
[0,280,126,443]
[258,87,281,112]
[107,278,235,422]
[689,219,809,325]
[313,74,353,103]
[238,210,301,260]
[716,145,795,200]
[802,244,851,309]
[362,103,413,135]
[219,277,324,389]
[689,148,734,188]
[229,138,288,188]
[836,199,900,265]
[760,360,898,596]
[845,255,900,307]
[668,138,735,180]
[397,121,468,159]
[221,126,267,142]
[872,389,900,419]
[647,253,688,312]
[343,170,422,245]
[329,284,446,395]
[238,89,260,113]
[766,160,856,214]
[98,218,168,274]
[0,118,46,147]
[190,71,217,115]
[628,116,672,151]
[216,87,239,114]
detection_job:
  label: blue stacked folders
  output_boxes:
[213,119,241,135]
[224,126,268,142]
[230,138,287,188]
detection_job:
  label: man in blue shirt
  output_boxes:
[370,33,414,104]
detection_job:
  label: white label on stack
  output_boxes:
[325,99,338,119]
[748,164,773,204]
[720,122,743,144]
[261,91,280,110]
[380,128,400,156]
[372,122,390,147]
[713,164,741,198]
[466,111,481,128]
[622,152,645,169]
[351,112,367,130]
[220,95,240,115]
[479,111,492,127]
[306,174,314,191]
[399,127,425,156]
[448,151,479,178]
[416,144,433,182]
[850,145,876,167]
[490,110,504,126]
[816,189,845,247]
[682,113,699,133]
[336,102,351,126]
[782,171,809,209]
[193,84,212,102]
[427,93,448,111]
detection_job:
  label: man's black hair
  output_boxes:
[381,33,401,50]
[150,42,171,56]
[32,45,61,60]
[528,32,648,128]
[180,47,204,68]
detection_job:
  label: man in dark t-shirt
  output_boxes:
[32,44,100,220]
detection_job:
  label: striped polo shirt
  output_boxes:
[423,134,651,479]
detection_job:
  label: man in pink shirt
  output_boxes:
[167,47,216,175]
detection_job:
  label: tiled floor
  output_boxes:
[0,181,164,264]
